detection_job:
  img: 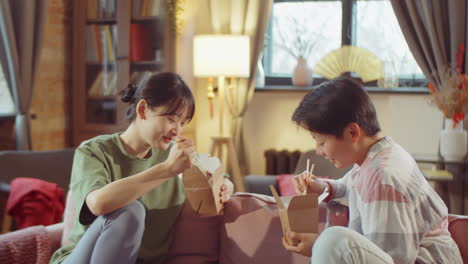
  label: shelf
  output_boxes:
[131,61,163,66]
[131,16,159,23]
[87,18,117,25]
[87,62,118,66]
[87,95,116,100]
[72,0,172,146]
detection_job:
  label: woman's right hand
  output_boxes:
[165,137,195,176]
[292,171,326,195]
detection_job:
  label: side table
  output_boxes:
[414,155,468,215]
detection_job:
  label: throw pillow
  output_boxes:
[276,174,296,196]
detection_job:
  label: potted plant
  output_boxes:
[271,16,321,86]
[428,44,468,161]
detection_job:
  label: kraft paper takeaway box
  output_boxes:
[269,185,318,246]
[183,154,224,216]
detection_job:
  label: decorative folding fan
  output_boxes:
[313,46,384,82]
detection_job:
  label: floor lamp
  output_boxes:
[193,35,250,192]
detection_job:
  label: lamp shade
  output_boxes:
[193,35,250,77]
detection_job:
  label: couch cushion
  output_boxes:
[448,214,468,263]
[166,201,222,264]
[219,193,309,264]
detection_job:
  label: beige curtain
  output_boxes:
[390,0,467,89]
[208,0,273,174]
[391,1,468,215]
[0,0,48,150]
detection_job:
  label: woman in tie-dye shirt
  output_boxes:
[283,77,462,264]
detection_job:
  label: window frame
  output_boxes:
[262,0,427,90]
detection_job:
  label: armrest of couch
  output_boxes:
[448,214,468,263]
[0,224,63,264]
[244,175,278,195]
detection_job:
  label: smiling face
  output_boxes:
[137,100,190,150]
[310,124,360,168]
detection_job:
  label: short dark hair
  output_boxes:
[292,77,380,137]
[120,72,195,122]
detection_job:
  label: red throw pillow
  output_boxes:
[7,178,65,229]
[275,174,296,196]
[276,174,333,197]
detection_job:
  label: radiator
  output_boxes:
[264,149,302,175]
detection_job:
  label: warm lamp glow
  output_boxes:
[193,35,250,77]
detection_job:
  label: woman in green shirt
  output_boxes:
[50,72,233,264]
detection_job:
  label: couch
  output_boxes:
[0,149,315,263]
[0,149,467,264]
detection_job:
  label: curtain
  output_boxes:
[208,0,273,174]
[0,0,48,150]
[390,0,467,88]
[390,0,468,215]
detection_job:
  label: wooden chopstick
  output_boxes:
[175,136,210,175]
[303,160,315,195]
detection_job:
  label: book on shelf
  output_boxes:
[102,25,115,62]
[88,71,156,98]
[130,23,154,61]
[87,0,116,19]
[133,0,162,17]
[86,25,117,63]
[421,169,453,181]
[130,71,156,89]
[88,71,118,97]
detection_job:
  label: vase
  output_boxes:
[440,118,468,162]
[377,60,399,89]
[292,57,313,87]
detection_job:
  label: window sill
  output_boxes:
[0,113,15,120]
[255,85,429,94]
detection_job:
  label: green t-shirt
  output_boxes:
[50,133,185,264]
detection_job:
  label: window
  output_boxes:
[263,0,426,87]
[0,63,15,115]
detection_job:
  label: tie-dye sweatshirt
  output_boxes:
[323,137,462,264]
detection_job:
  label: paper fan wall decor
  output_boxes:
[313,46,384,82]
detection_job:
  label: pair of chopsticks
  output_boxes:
[193,154,210,176]
[303,159,315,195]
[175,137,210,176]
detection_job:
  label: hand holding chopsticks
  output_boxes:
[293,158,329,196]
[303,159,315,195]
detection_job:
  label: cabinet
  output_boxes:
[71,0,174,146]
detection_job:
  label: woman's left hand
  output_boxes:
[219,178,234,203]
[282,231,318,257]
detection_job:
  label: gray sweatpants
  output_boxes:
[311,226,394,264]
[62,201,146,264]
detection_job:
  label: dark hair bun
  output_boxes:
[120,83,137,103]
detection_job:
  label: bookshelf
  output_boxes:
[71,0,173,146]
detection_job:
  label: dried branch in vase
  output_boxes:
[428,44,468,128]
[269,14,325,60]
